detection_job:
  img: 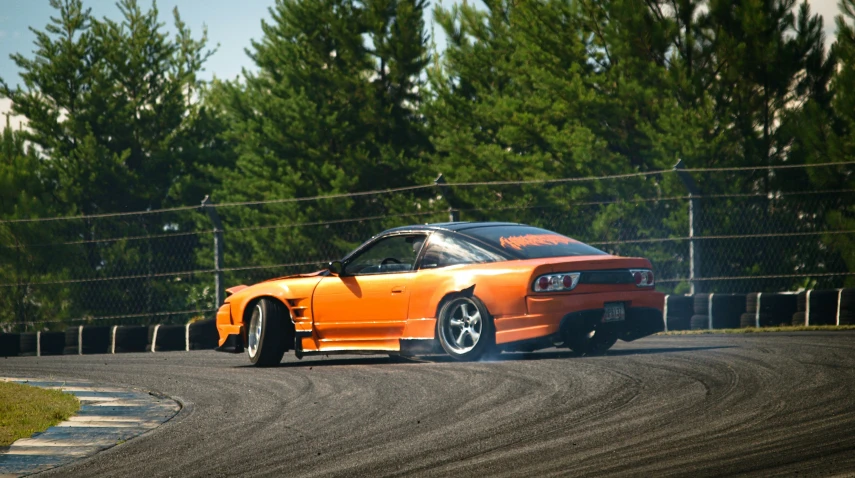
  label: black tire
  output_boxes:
[666,296,693,331]
[39,332,65,356]
[0,333,21,357]
[690,314,710,330]
[667,315,692,332]
[246,298,288,366]
[436,295,495,361]
[797,291,807,312]
[63,327,80,355]
[739,313,757,329]
[19,333,37,356]
[188,319,218,350]
[746,293,759,313]
[114,326,148,353]
[693,294,710,315]
[564,328,618,356]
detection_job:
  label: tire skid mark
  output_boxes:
[1,334,855,477]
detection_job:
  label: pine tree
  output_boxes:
[0,122,67,330]
[1,0,216,215]
[211,0,433,281]
[0,0,219,325]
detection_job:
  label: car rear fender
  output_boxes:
[409,265,530,321]
[434,285,476,318]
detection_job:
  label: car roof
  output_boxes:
[380,221,523,235]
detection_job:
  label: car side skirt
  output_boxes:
[215,333,244,354]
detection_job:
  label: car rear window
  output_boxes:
[463,225,606,259]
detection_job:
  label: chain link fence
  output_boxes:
[1,164,853,332]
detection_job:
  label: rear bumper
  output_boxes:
[494,290,664,344]
[559,307,663,342]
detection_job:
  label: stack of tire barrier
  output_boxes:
[148,325,186,352]
[664,295,693,331]
[690,294,746,330]
[81,326,112,354]
[40,332,65,355]
[63,327,79,355]
[188,319,218,350]
[0,333,20,357]
[1,319,218,357]
[1,331,66,357]
[18,333,37,356]
[841,289,855,325]
[114,326,148,353]
[791,289,843,326]
[740,293,799,328]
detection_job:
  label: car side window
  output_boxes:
[419,233,504,269]
[344,234,426,275]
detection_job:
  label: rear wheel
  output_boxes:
[437,296,495,361]
[247,298,287,366]
[564,328,618,356]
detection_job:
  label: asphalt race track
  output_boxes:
[2,332,855,477]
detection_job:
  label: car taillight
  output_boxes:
[533,272,580,292]
[630,269,654,287]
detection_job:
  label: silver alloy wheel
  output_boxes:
[247,303,263,358]
[441,298,483,354]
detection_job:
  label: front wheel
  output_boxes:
[247,298,287,366]
[437,296,495,361]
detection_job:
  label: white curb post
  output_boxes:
[663,295,669,332]
[755,293,762,329]
[78,325,83,355]
[185,322,191,352]
[805,290,812,326]
[708,293,715,330]
[36,331,41,357]
[837,289,843,326]
[111,326,118,354]
[151,324,160,353]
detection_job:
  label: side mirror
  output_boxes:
[328,260,344,275]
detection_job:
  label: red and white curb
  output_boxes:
[0,378,178,477]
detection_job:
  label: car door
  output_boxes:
[312,233,427,344]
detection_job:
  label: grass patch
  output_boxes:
[0,381,80,446]
[659,325,855,336]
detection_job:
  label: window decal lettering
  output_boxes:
[498,234,576,251]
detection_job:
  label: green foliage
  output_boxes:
[209,0,437,284]
[0,0,219,328]
[1,0,854,324]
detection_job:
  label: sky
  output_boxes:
[0,0,844,128]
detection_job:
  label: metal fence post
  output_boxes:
[201,196,225,307]
[434,173,460,222]
[674,160,702,294]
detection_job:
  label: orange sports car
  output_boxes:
[216,222,665,365]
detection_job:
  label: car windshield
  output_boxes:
[462,225,606,259]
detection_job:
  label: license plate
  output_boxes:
[603,302,625,322]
